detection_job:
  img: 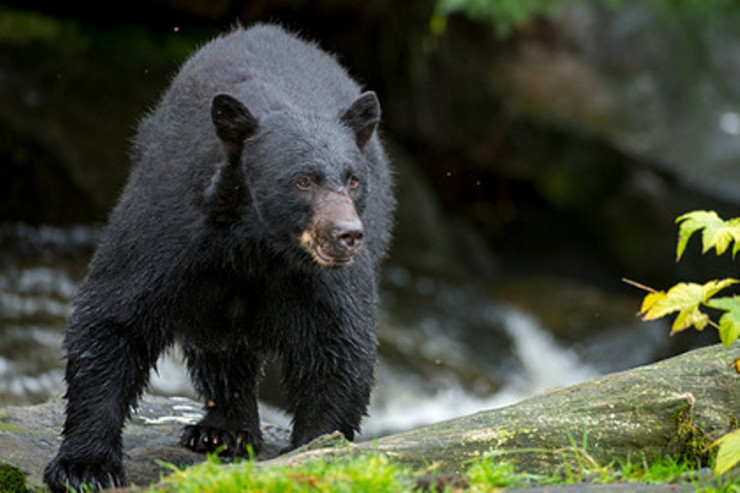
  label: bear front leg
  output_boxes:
[281,329,376,450]
[44,321,161,493]
[181,346,263,456]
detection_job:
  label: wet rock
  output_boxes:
[0,394,290,491]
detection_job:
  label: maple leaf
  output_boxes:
[706,296,740,348]
[639,279,738,334]
[676,211,740,260]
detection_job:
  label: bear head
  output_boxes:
[207,91,381,270]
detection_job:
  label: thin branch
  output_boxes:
[622,277,657,293]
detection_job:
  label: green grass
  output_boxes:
[616,454,697,483]
[465,454,544,489]
[148,449,740,493]
[152,453,415,493]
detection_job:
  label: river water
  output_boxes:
[0,222,672,436]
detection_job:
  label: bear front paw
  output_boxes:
[181,424,263,456]
[44,454,125,493]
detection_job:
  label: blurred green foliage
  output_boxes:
[0,6,204,65]
[0,6,89,51]
[431,0,556,37]
[431,0,740,37]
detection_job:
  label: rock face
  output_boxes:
[556,4,740,204]
[484,3,740,284]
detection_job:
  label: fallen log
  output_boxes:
[272,343,740,474]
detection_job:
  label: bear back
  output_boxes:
[96,25,393,285]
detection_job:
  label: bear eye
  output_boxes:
[347,174,360,190]
[296,174,317,191]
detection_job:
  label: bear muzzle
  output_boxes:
[300,191,364,269]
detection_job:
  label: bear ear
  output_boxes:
[341,91,380,149]
[211,94,258,145]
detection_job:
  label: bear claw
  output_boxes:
[181,424,262,456]
[44,454,125,493]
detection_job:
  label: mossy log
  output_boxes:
[273,344,740,474]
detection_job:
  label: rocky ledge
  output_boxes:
[0,394,290,491]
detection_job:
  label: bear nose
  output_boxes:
[335,221,364,251]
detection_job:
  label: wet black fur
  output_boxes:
[44,24,393,492]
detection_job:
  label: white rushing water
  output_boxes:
[362,307,600,437]
[0,240,605,434]
[0,261,604,431]
[148,306,602,437]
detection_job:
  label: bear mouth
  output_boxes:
[315,243,354,268]
[300,230,355,269]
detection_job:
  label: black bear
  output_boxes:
[44,24,393,492]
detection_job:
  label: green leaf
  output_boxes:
[671,307,709,333]
[713,430,740,475]
[676,211,719,260]
[639,279,738,334]
[675,211,740,260]
[706,296,740,348]
[729,217,740,258]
